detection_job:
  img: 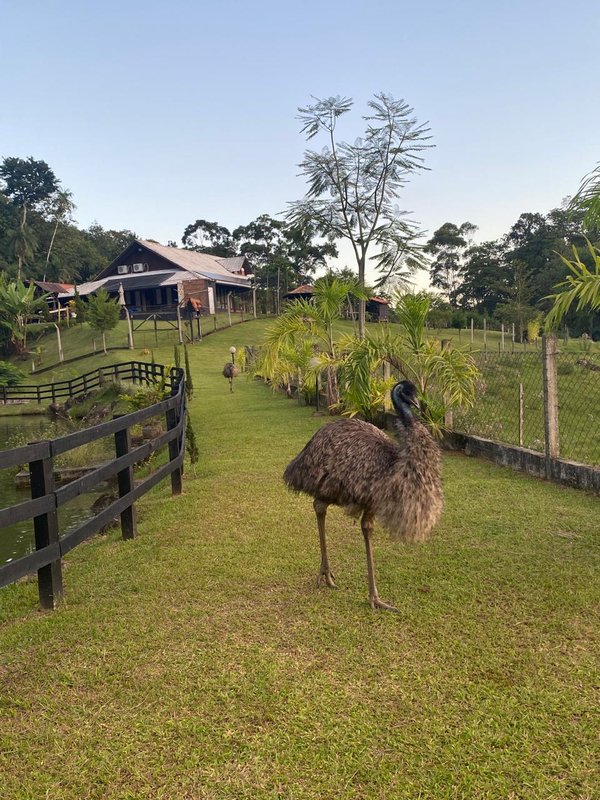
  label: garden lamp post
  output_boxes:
[229,346,236,365]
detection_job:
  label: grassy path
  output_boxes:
[0,320,599,799]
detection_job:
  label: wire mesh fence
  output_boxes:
[453,347,600,467]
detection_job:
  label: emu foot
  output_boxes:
[317,566,337,589]
[370,595,399,613]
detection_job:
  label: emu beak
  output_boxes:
[409,396,420,408]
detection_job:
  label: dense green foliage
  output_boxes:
[0,279,50,353]
[432,207,599,338]
[0,156,137,283]
[0,360,25,386]
[182,213,337,313]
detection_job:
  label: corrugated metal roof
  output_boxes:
[70,267,251,297]
[218,256,247,274]
[138,240,251,280]
[33,280,75,294]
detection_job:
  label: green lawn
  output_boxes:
[0,319,598,799]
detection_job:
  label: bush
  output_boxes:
[0,360,25,386]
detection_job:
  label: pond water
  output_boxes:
[0,414,109,565]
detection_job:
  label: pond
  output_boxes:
[0,414,110,565]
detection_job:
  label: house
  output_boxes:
[283,284,316,302]
[283,285,390,321]
[27,280,75,311]
[366,296,390,322]
[70,239,254,317]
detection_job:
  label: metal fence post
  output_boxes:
[542,333,559,477]
[518,382,524,447]
[29,443,63,609]
[114,417,137,540]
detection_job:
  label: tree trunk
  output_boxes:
[44,218,60,281]
[17,203,28,282]
[325,365,339,413]
[358,254,366,340]
[102,332,107,355]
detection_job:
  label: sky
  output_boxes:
[1,0,599,287]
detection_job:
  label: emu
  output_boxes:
[222,362,239,392]
[283,380,443,612]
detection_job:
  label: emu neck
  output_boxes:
[396,402,415,428]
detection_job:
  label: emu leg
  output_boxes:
[314,499,337,588]
[361,512,398,612]
[229,377,233,392]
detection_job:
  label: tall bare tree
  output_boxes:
[43,189,76,280]
[288,93,432,337]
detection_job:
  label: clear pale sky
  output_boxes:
[1,0,598,285]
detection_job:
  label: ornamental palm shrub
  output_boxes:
[337,293,479,434]
[545,240,600,330]
[256,276,368,411]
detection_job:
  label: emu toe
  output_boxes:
[317,567,337,589]
[370,595,399,613]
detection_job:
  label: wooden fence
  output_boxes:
[2,360,171,404]
[0,362,186,609]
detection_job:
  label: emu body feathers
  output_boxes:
[284,416,441,542]
[283,381,443,611]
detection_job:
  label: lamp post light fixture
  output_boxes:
[229,346,237,364]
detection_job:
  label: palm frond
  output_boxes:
[545,241,600,330]
[569,163,600,233]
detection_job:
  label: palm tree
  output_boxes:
[7,224,37,282]
[545,240,600,330]
[0,280,49,353]
[257,276,368,410]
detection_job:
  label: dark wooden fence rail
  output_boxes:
[0,362,186,609]
[2,360,172,404]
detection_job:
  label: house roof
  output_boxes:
[71,267,251,298]
[368,296,390,305]
[96,239,252,281]
[285,284,314,296]
[31,280,75,294]
[70,238,254,298]
[219,256,248,274]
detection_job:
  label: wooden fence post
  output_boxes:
[29,444,63,609]
[166,392,183,496]
[114,417,137,540]
[542,333,559,477]
[483,318,488,360]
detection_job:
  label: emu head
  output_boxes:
[391,380,420,421]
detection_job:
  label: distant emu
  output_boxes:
[283,380,443,611]
[222,362,239,392]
